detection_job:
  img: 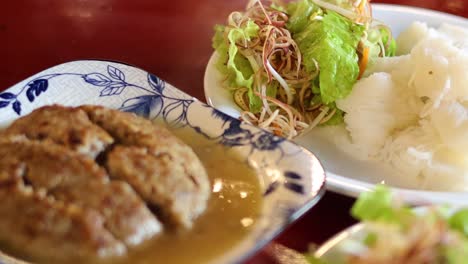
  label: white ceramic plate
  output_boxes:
[204,4,468,205]
[0,60,326,264]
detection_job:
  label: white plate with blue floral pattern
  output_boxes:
[204,4,468,206]
[0,60,325,264]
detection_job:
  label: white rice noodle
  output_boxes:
[379,121,468,190]
[334,22,468,190]
[395,21,429,55]
[336,72,418,158]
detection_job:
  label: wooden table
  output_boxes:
[2,0,467,263]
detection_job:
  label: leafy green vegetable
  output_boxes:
[381,28,396,57]
[212,24,225,50]
[213,25,243,88]
[364,26,397,69]
[304,254,327,264]
[351,185,393,221]
[226,20,259,88]
[270,2,286,13]
[444,239,468,264]
[317,185,468,263]
[286,0,318,33]
[351,185,414,225]
[363,232,378,247]
[212,21,260,111]
[323,106,344,125]
[291,10,365,104]
[449,209,468,237]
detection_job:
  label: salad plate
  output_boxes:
[0,60,326,263]
[204,4,468,205]
[314,187,468,263]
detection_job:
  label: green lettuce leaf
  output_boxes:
[449,209,468,237]
[270,2,286,13]
[381,28,397,57]
[212,24,225,50]
[226,20,258,89]
[322,106,343,125]
[444,239,468,264]
[292,10,365,104]
[212,21,262,112]
[212,25,237,88]
[351,185,414,225]
[287,0,318,33]
[305,254,327,264]
[364,26,397,69]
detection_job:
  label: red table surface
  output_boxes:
[1,0,467,263]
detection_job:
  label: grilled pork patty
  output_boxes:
[2,105,114,159]
[0,104,210,261]
[0,138,162,255]
[81,105,210,228]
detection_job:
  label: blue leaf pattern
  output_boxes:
[12,101,21,115]
[253,134,285,151]
[163,101,182,119]
[107,65,125,81]
[284,171,302,179]
[26,88,35,102]
[83,73,112,86]
[25,79,49,102]
[0,93,15,100]
[0,101,9,108]
[211,108,233,124]
[264,181,280,196]
[284,182,304,194]
[100,82,126,96]
[148,74,165,93]
[32,79,48,96]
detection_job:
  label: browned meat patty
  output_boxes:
[79,105,180,152]
[0,183,126,261]
[81,105,210,228]
[0,137,108,189]
[0,156,25,185]
[3,105,114,159]
[52,181,162,246]
[107,146,209,229]
[0,103,211,264]
[0,138,162,247]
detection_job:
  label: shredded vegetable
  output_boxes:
[212,0,395,139]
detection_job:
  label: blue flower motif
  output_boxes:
[120,95,163,119]
[220,121,253,147]
[252,134,285,151]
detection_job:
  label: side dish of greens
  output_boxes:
[212,0,395,138]
[311,186,468,263]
